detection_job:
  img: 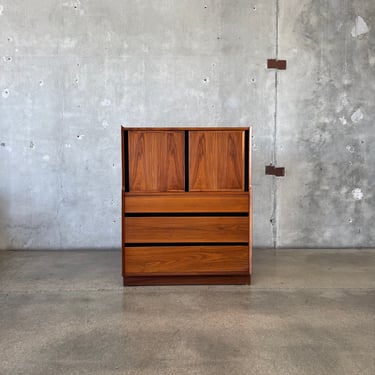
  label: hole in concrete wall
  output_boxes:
[252,5,257,11]
[346,145,354,153]
[39,80,44,87]
[2,89,10,98]
[203,77,209,83]
[250,78,256,83]
[0,142,5,147]
[29,141,35,149]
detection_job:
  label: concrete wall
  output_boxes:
[277,0,375,247]
[0,0,373,250]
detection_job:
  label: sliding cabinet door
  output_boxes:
[189,130,245,191]
[127,131,185,192]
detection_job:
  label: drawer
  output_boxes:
[124,192,249,213]
[124,217,249,243]
[124,245,249,275]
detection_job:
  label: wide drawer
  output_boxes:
[124,217,249,243]
[124,245,249,275]
[124,192,249,213]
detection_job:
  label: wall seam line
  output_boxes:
[272,0,280,249]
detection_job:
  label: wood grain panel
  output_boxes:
[125,245,249,275]
[128,131,185,192]
[189,131,245,191]
[124,274,251,286]
[124,217,248,243]
[125,193,249,213]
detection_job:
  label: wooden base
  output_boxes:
[123,274,251,286]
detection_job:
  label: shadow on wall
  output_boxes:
[0,196,10,250]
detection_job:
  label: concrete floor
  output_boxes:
[0,249,374,375]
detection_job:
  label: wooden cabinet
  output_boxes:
[121,127,252,286]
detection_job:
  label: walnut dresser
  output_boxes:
[121,127,252,286]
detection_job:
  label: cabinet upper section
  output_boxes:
[122,127,251,193]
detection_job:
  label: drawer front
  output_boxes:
[124,217,249,243]
[124,193,249,213]
[125,245,249,275]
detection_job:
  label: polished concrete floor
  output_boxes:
[0,249,374,375]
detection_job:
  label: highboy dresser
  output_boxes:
[121,127,252,285]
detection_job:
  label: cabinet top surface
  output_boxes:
[122,126,251,131]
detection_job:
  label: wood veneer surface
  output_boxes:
[189,130,245,191]
[124,216,249,243]
[124,192,249,213]
[124,245,249,275]
[128,131,185,192]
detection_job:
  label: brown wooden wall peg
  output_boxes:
[267,59,287,70]
[265,165,285,177]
